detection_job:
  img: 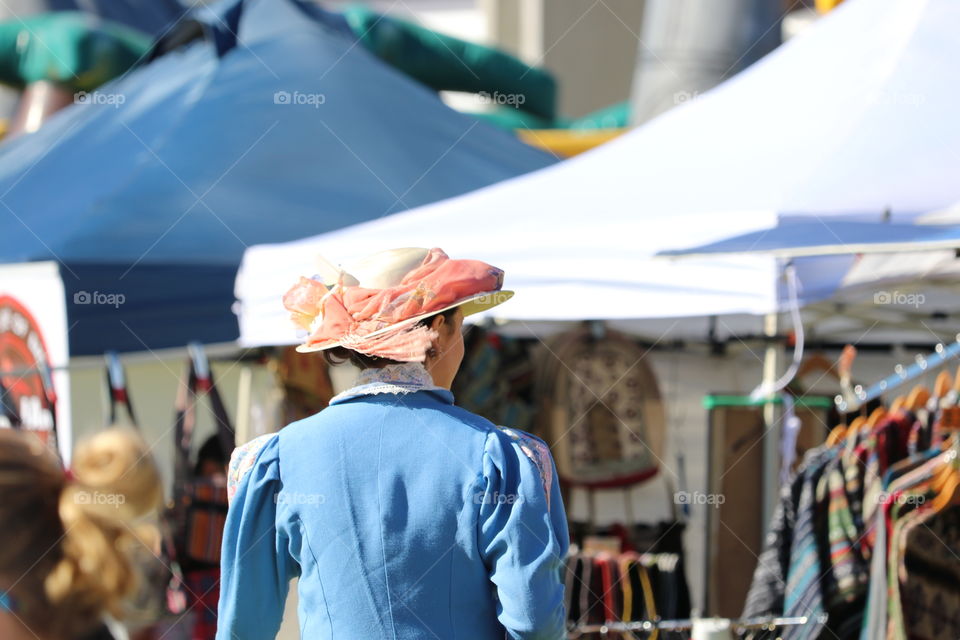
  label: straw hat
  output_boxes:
[288,248,513,355]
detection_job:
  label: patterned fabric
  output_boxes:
[783,448,833,640]
[818,455,869,637]
[498,426,555,510]
[860,458,935,640]
[742,451,807,618]
[898,504,960,640]
[861,507,889,640]
[534,328,664,486]
[185,568,220,640]
[861,413,916,555]
[227,433,278,503]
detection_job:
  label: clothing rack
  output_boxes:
[835,334,960,412]
[570,614,824,637]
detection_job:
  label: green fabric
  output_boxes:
[702,394,834,410]
[342,4,556,120]
[0,12,151,91]
[471,101,630,132]
[467,106,556,131]
[567,100,630,129]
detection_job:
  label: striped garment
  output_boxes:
[783,448,834,640]
[886,498,931,640]
[742,452,808,618]
[818,455,870,639]
[820,457,870,609]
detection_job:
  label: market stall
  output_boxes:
[232,0,960,623]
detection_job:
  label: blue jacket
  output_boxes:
[217,371,569,639]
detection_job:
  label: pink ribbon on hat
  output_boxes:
[283,248,504,361]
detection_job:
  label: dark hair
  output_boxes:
[194,435,227,475]
[322,308,459,370]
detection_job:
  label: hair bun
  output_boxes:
[44,428,163,635]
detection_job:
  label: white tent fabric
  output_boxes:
[841,205,960,291]
[237,0,960,347]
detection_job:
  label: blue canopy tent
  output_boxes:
[657,220,960,259]
[0,0,554,355]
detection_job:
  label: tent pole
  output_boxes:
[236,364,253,445]
[760,312,781,533]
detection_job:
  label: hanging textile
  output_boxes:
[168,348,235,640]
[452,327,536,431]
[533,326,665,488]
[565,549,691,639]
[104,350,137,427]
[742,399,960,640]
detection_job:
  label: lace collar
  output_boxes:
[329,362,445,404]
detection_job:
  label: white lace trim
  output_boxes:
[330,362,443,404]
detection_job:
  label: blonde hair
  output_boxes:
[0,428,162,638]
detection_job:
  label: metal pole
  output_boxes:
[760,312,781,531]
[236,364,253,445]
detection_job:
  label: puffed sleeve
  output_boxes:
[217,435,299,639]
[478,428,569,640]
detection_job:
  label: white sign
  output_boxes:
[0,262,71,461]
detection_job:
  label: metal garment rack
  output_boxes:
[835,334,960,412]
[570,615,821,637]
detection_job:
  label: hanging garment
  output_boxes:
[818,455,870,639]
[742,447,818,619]
[533,327,664,487]
[896,504,960,640]
[565,554,583,627]
[782,448,833,640]
[452,328,537,431]
[887,496,932,640]
[564,550,686,638]
[168,354,235,640]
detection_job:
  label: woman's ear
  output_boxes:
[430,313,448,333]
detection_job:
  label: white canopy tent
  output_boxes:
[236,0,960,347]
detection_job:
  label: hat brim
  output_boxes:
[295,290,514,353]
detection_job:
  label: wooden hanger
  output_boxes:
[931,473,960,511]
[826,423,847,447]
[838,345,857,405]
[941,407,960,431]
[842,416,867,448]
[847,415,866,433]
[797,353,840,382]
[906,385,931,411]
[928,441,960,513]
[862,406,887,433]
[890,396,906,413]
[825,345,858,447]
[935,370,953,399]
